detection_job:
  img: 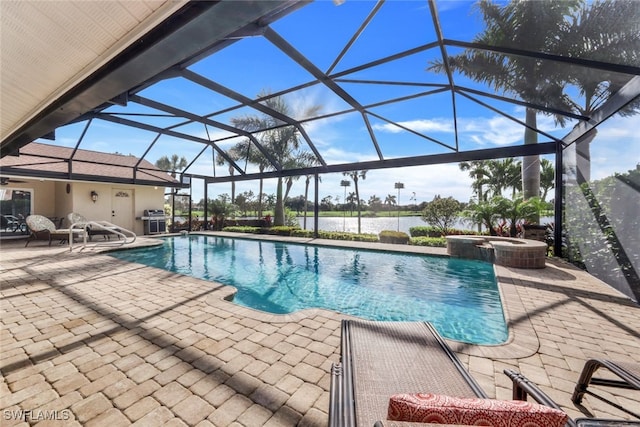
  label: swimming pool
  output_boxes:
[109,235,507,344]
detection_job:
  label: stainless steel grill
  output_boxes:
[142,209,166,234]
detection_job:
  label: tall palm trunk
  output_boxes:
[354,179,362,234]
[258,177,264,218]
[522,108,540,198]
[575,128,597,184]
[228,165,236,204]
[284,178,294,201]
[282,178,295,224]
[522,108,540,222]
[274,177,284,226]
[303,176,310,229]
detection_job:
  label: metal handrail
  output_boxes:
[69,220,136,251]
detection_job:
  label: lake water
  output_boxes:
[296,215,468,235]
[295,215,553,235]
[179,214,552,236]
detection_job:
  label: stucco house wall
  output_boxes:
[55,181,74,223]
[68,181,164,235]
[2,179,165,236]
[1,142,178,236]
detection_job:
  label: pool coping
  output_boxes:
[134,231,540,360]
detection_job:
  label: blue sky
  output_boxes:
[45,0,639,206]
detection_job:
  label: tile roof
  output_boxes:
[0,142,178,185]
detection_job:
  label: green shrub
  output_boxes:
[409,226,441,237]
[291,229,379,242]
[378,230,410,244]
[222,226,261,234]
[291,229,315,238]
[447,228,484,236]
[351,233,378,242]
[319,231,379,242]
[265,226,299,236]
[410,225,482,237]
[410,236,447,247]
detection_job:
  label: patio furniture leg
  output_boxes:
[572,359,640,420]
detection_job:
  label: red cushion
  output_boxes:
[387,393,568,427]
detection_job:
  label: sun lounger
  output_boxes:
[25,214,84,246]
[329,319,640,427]
[67,212,120,241]
[506,369,640,427]
[571,359,640,419]
[329,320,487,427]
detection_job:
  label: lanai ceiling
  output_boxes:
[1,0,639,186]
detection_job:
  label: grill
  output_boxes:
[142,209,166,235]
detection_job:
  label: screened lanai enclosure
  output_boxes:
[1,0,639,302]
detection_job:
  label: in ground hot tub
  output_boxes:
[446,235,547,269]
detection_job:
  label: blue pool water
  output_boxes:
[109,235,507,344]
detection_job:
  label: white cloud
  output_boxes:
[372,119,453,134]
[370,108,562,148]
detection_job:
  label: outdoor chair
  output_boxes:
[329,320,488,427]
[571,359,640,420]
[67,212,120,241]
[329,319,640,427]
[25,214,84,246]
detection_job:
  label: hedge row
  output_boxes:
[409,226,484,237]
[221,225,298,235]
[379,230,410,244]
[291,229,379,242]
[220,226,446,247]
[221,226,377,241]
[410,236,447,247]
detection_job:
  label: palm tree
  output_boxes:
[493,196,543,237]
[559,0,640,183]
[302,172,321,230]
[155,154,187,178]
[215,147,241,204]
[346,192,358,215]
[225,139,272,217]
[431,1,581,203]
[540,158,554,202]
[462,198,501,235]
[155,154,188,224]
[230,92,320,226]
[485,158,522,199]
[368,195,382,214]
[484,160,507,199]
[384,194,396,216]
[504,158,523,199]
[343,170,368,233]
[282,152,318,209]
[459,160,489,202]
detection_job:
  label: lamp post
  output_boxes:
[394,182,404,232]
[340,180,351,232]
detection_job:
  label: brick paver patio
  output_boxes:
[1,234,638,426]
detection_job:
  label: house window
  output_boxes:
[0,188,32,232]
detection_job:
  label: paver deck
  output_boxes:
[1,233,639,426]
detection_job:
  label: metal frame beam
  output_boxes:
[129,94,282,171]
[94,113,245,176]
[263,27,386,160]
[205,142,556,184]
[1,0,305,157]
[180,69,326,167]
[444,40,640,77]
